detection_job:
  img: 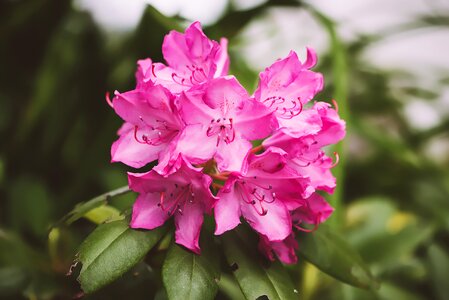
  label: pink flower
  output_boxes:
[128,156,217,253]
[110,85,184,169]
[291,193,334,231]
[174,76,277,172]
[107,22,347,261]
[263,102,346,193]
[254,49,323,135]
[135,58,153,88]
[258,233,298,264]
[143,22,229,93]
[214,148,311,241]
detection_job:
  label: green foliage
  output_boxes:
[59,185,130,225]
[77,220,166,293]
[297,225,378,290]
[162,239,220,300]
[222,230,298,300]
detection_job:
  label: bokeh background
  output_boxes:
[1,0,449,299]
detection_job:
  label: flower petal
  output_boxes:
[111,125,163,168]
[130,193,169,230]
[174,201,204,254]
[234,98,278,140]
[215,180,242,235]
[215,137,251,172]
[241,197,291,241]
[175,124,217,164]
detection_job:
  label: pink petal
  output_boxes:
[177,90,217,125]
[234,98,278,140]
[271,235,298,264]
[203,76,248,111]
[111,125,163,168]
[175,124,217,164]
[135,58,153,87]
[130,193,169,230]
[241,197,292,242]
[254,50,324,122]
[148,63,190,94]
[185,21,214,61]
[292,193,334,225]
[174,201,204,254]
[215,137,251,172]
[303,47,318,69]
[128,170,167,194]
[214,38,230,77]
[258,234,298,264]
[215,181,242,235]
[162,30,192,70]
[313,102,346,147]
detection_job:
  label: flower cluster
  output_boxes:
[109,22,345,263]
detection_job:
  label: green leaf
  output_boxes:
[59,186,131,226]
[297,225,378,290]
[77,219,166,293]
[428,245,449,300]
[218,274,245,300]
[222,230,298,300]
[162,239,220,300]
[83,205,123,224]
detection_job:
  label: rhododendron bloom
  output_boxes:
[254,48,324,136]
[214,148,312,241]
[264,102,346,193]
[144,22,229,93]
[110,85,183,169]
[109,21,346,257]
[128,157,216,253]
[175,76,277,172]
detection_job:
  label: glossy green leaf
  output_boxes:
[77,219,165,293]
[297,225,378,290]
[162,240,220,300]
[59,186,130,225]
[222,230,298,300]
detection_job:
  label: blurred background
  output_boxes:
[1,0,449,299]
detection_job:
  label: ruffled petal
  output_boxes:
[234,98,278,140]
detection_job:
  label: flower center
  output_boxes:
[158,183,195,216]
[236,177,276,216]
[134,117,179,146]
[263,96,303,119]
[206,117,235,146]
